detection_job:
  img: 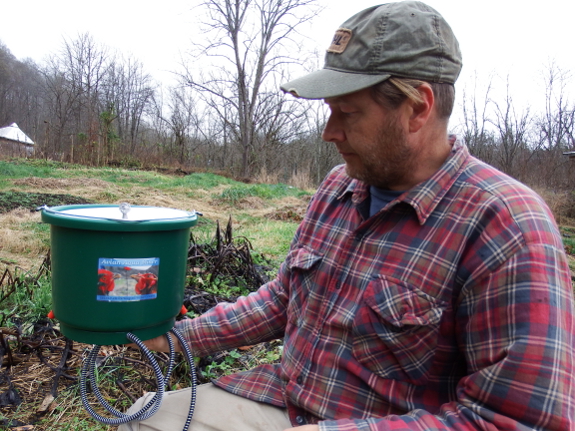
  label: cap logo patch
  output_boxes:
[327,28,352,54]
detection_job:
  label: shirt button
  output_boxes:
[296,375,303,384]
[296,416,305,425]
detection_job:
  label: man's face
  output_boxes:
[322,88,416,190]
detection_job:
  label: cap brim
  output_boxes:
[280,69,391,100]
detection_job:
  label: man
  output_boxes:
[121,2,575,430]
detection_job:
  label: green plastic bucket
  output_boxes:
[41,204,198,345]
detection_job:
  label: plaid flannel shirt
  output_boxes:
[177,143,575,430]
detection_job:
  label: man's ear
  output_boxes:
[408,83,434,133]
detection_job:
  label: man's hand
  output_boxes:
[283,426,319,431]
[128,332,182,352]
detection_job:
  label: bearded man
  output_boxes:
[121,2,575,430]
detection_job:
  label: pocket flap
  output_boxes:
[286,246,322,271]
[364,277,445,328]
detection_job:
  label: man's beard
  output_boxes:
[345,116,416,189]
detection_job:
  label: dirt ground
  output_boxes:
[0,284,279,429]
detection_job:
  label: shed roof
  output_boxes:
[0,123,34,146]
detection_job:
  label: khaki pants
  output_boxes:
[117,383,292,431]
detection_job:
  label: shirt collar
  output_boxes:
[337,142,470,225]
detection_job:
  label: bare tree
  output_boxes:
[286,100,340,185]
[168,87,208,165]
[529,61,575,188]
[41,63,81,156]
[40,33,111,162]
[180,0,319,177]
[536,61,575,151]
[490,76,532,179]
[37,34,160,164]
[63,34,110,154]
[0,42,15,125]
[249,72,314,177]
[0,42,45,147]
[460,72,496,164]
[103,56,155,152]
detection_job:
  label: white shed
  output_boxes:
[0,123,35,156]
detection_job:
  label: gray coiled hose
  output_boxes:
[80,328,197,430]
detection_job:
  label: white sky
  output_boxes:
[2,0,574,131]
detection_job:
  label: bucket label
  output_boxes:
[97,258,160,302]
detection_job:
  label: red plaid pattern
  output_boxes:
[178,143,575,430]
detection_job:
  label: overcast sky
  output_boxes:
[2,0,574,131]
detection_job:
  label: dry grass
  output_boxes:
[1,330,172,430]
[0,209,46,270]
[533,187,575,227]
[12,177,110,193]
[255,167,316,192]
[0,175,310,273]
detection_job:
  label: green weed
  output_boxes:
[0,191,92,213]
[202,349,243,380]
[181,172,237,189]
[0,160,59,179]
[561,226,575,255]
[214,183,309,205]
[233,216,298,266]
[1,272,53,329]
[192,273,252,299]
[201,342,283,381]
[189,217,218,241]
[95,190,118,202]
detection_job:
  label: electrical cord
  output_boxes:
[79,327,197,430]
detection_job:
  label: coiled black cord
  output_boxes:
[80,327,197,430]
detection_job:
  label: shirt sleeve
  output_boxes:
[175,265,290,357]
[318,242,575,430]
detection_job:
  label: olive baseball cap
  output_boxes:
[280,1,462,99]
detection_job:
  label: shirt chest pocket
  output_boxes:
[285,246,323,327]
[352,275,447,385]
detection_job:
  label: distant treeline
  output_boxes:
[1,1,574,192]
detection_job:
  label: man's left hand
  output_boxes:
[283,426,319,431]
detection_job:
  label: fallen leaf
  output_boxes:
[36,394,55,414]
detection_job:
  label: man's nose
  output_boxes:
[322,114,345,143]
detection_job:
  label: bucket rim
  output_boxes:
[41,204,198,232]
